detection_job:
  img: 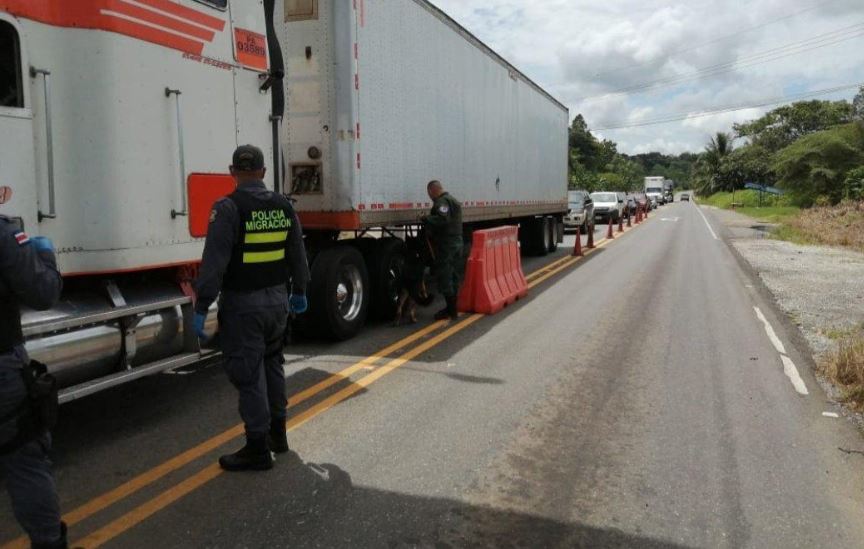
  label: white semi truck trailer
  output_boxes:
[644,176,665,206]
[0,0,568,402]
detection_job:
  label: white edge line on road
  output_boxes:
[781,355,810,395]
[753,306,787,354]
[696,204,719,240]
[822,412,839,418]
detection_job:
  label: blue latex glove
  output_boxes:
[193,312,207,339]
[31,236,54,253]
[289,294,308,314]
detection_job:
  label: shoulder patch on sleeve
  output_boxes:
[438,205,449,214]
[13,232,30,246]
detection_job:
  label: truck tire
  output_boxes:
[369,237,406,320]
[309,246,370,340]
[546,216,558,253]
[519,217,542,256]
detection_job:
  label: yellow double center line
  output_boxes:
[1,222,644,548]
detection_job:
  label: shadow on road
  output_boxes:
[194,457,690,549]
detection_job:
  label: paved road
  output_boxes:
[2,202,864,548]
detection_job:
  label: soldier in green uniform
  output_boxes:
[421,180,464,320]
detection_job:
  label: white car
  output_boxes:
[590,192,624,223]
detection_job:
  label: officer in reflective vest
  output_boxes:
[195,145,310,471]
[0,214,66,548]
[421,180,464,320]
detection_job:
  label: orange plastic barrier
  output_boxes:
[458,226,528,315]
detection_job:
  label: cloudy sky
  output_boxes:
[432,0,864,155]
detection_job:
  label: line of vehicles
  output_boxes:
[0,0,569,402]
[564,177,677,232]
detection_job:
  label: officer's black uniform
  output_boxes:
[0,216,66,547]
[195,146,309,471]
[422,190,464,320]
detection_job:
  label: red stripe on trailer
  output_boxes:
[354,74,359,90]
[64,260,201,278]
[356,122,360,139]
[356,153,361,169]
[388,202,413,209]
[0,0,218,55]
[354,42,358,60]
[297,212,362,231]
[110,0,215,41]
[103,14,205,54]
[135,0,225,30]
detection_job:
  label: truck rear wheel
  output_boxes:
[519,217,549,256]
[546,216,558,253]
[309,246,370,340]
[369,237,406,320]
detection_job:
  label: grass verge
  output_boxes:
[780,201,864,253]
[734,206,801,224]
[819,331,864,412]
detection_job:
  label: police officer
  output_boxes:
[195,145,310,471]
[421,180,464,320]
[0,215,66,547]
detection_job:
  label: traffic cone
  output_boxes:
[607,217,614,239]
[586,225,595,249]
[572,230,583,257]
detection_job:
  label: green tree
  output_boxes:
[697,132,735,193]
[853,86,864,122]
[606,154,645,191]
[734,100,853,152]
[772,122,864,205]
[719,144,774,189]
[842,166,864,201]
[596,172,627,191]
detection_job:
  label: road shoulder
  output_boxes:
[704,204,864,431]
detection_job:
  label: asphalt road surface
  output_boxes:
[3,201,864,548]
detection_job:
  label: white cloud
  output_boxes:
[431,0,864,154]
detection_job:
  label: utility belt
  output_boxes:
[0,360,59,455]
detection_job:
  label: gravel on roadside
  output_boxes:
[730,238,864,356]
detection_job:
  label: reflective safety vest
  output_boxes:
[222,190,294,292]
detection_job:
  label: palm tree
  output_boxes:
[701,132,734,195]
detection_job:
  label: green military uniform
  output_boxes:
[423,192,464,300]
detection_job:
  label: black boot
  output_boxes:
[32,522,67,549]
[434,296,458,320]
[446,295,458,319]
[268,418,289,454]
[219,436,274,471]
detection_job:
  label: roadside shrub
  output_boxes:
[773,123,864,206]
[699,190,792,208]
[784,200,864,252]
[844,166,864,201]
[820,331,864,411]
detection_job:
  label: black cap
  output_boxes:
[232,144,265,172]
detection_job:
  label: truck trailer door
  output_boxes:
[229,1,277,188]
[0,17,38,229]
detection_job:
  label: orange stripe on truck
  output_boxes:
[0,0,223,54]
